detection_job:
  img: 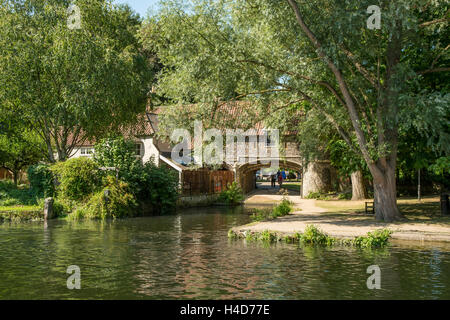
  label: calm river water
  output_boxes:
[0,206,449,299]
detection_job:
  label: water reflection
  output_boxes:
[0,206,449,299]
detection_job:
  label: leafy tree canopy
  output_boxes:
[0,0,155,162]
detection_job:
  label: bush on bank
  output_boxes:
[251,196,293,222]
[51,157,102,201]
[0,180,38,206]
[218,182,244,205]
[68,176,137,220]
[49,137,179,219]
[94,137,179,214]
[27,164,55,198]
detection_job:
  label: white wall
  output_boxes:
[69,137,160,166]
[141,137,160,166]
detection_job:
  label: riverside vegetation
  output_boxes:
[0,136,179,222]
[228,225,392,248]
[250,195,294,222]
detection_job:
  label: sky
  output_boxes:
[115,0,160,17]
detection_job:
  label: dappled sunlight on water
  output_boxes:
[0,206,449,299]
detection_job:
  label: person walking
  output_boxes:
[277,170,283,187]
[271,174,276,188]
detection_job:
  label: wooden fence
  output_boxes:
[181,169,234,196]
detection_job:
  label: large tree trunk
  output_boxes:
[302,161,333,197]
[372,165,402,222]
[351,170,367,200]
[12,170,18,186]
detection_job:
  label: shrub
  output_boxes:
[272,198,293,217]
[0,180,37,205]
[94,136,144,192]
[51,158,101,201]
[94,137,179,213]
[353,229,392,248]
[251,196,293,222]
[300,225,335,246]
[27,164,55,198]
[218,182,244,205]
[306,191,334,200]
[137,162,179,214]
[251,208,273,221]
[338,192,352,200]
[305,191,321,199]
[53,198,75,217]
[69,177,138,220]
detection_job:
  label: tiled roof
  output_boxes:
[72,100,300,147]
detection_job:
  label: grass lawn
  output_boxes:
[0,205,41,212]
[282,182,301,193]
[315,196,450,225]
[0,205,43,222]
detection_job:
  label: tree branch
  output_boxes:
[286,0,374,166]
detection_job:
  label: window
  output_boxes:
[266,135,272,146]
[135,143,142,157]
[80,147,94,156]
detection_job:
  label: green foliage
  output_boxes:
[352,229,392,248]
[68,177,137,220]
[229,225,392,248]
[305,192,333,200]
[258,230,278,242]
[429,157,450,176]
[94,136,179,213]
[272,197,293,217]
[144,0,449,222]
[0,127,45,184]
[300,225,335,246]
[227,229,238,239]
[0,180,37,206]
[251,208,273,222]
[27,164,55,198]
[52,198,75,218]
[338,192,352,200]
[101,177,138,219]
[138,161,179,214]
[251,197,293,221]
[0,206,43,222]
[0,0,153,161]
[51,158,101,201]
[218,182,244,205]
[94,136,143,190]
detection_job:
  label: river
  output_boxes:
[0,206,449,299]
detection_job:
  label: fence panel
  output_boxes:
[182,170,234,196]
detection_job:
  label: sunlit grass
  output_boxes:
[0,205,41,212]
[315,196,450,225]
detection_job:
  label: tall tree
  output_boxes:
[0,0,154,162]
[0,127,45,185]
[142,0,449,221]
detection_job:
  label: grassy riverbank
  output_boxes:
[240,194,450,243]
[0,205,43,222]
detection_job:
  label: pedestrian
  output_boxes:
[271,174,276,188]
[278,172,283,187]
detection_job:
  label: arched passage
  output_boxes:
[235,158,303,195]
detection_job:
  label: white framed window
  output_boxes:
[80,147,94,157]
